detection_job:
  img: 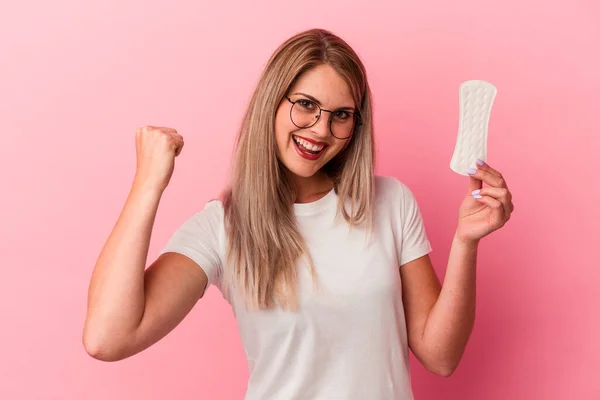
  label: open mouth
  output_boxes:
[292,135,328,160]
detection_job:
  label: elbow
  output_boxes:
[425,357,460,377]
[82,325,128,362]
[82,336,120,362]
[82,344,113,362]
[432,364,458,378]
[419,350,461,377]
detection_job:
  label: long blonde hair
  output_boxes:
[222,28,375,310]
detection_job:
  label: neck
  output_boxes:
[285,170,334,204]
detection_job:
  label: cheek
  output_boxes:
[274,106,292,152]
[327,142,347,158]
[322,138,352,164]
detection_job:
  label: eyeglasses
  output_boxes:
[285,96,362,139]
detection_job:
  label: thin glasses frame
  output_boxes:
[285,96,362,139]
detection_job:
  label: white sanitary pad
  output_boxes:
[450,80,497,175]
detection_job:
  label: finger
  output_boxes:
[477,160,509,190]
[175,139,184,156]
[170,131,183,140]
[473,195,506,222]
[474,159,502,178]
[474,187,512,216]
[468,174,483,194]
[165,130,183,141]
[156,126,179,135]
[168,132,184,143]
[171,136,184,156]
[468,167,508,189]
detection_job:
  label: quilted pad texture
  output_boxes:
[450,80,497,175]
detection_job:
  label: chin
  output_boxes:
[280,158,323,178]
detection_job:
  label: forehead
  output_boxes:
[289,64,354,108]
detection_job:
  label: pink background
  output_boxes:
[1,0,599,399]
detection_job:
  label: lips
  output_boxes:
[294,135,328,147]
[292,135,328,161]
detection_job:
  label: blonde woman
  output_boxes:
[84,28,514,399]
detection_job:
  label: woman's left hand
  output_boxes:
[455,159,514,244]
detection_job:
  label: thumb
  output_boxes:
[468,175,482,194]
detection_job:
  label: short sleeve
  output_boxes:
[157,200,224,288]
[396,181,433,266]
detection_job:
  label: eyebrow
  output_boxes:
[292,92,356,111]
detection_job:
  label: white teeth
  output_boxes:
[293,136,324,152]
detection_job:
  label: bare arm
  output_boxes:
[401,235,477,377]
[403,161,513,376]
[83,126,208,361]
[82,180,209,361]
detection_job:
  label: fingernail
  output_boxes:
[476,159,485,166]
[472,189,481,195]
[473,194,483,199]
[467,168,477,175]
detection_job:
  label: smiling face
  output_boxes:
[274,64,357,181]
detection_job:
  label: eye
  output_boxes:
[297,99,317,110]
[333,110,351,121]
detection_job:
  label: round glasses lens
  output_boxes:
[291,100,320,128]
[330,111,355,139]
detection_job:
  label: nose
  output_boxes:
[309,112,331,138]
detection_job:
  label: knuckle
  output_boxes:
[497,176,505,186]
[160,126,177,134]
[139,125,155,136]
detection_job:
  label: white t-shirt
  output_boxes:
[159,175,433,400]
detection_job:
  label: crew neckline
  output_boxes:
[293,187,337,216]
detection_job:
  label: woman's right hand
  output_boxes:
[133,126,184,193]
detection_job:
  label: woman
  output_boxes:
[83,28,514,399]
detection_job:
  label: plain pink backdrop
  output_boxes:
[1,0,599,399]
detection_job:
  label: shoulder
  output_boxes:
[202,198,224,215]
[374,175,416,202]
[179,199,225,236]
[193,198,224,216]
